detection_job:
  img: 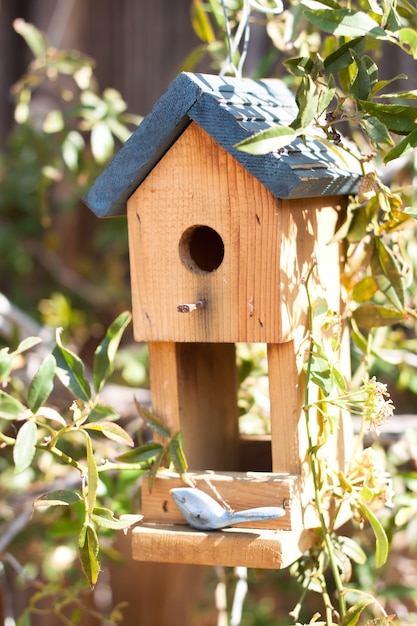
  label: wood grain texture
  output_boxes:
[132,524,315,569]
[148,342,240,471]
[128,123,283,343]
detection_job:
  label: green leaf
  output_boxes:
[384,127,417,163]
[0,348,13,383]
[87,404,120,422]
[235,126,299,154]
[169,434,188,476]
[83,421,134,447]
[337,535,367,565]
[0,390,26,420]
[92,507,142,530]
[341,598,375,626]
[352,276,379,303]
[304,9,386,38]
[13,19,47,57]
[14,420,37,474]
[16,609,31,626]
[135,400,171,437]
[91,122,114,164]
[350,54,376,101]
[295,76,320,128]
[362,116,394,149]
[352,303,408,328]
[371,237,405,310]
[359,101,417,135]
[93,311,131,394]
[62,130,85,171]
[85,433,98,518]
[53,330,91,401]
[78,523,100,588]
[14,336,42,355]
[43,110,65,133]
[27,354,56,413]
[191,0,216,42]
[358,502,389,567]
[115,442,164,464]
[324,37,365,74]
[33,489,82,507]
[317,75,336,117]
[399,27,417,59]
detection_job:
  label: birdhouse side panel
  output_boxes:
[127,122,286,343]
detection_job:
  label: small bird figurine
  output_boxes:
[170,487,285,531]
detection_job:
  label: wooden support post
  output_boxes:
[148,341,240,470]
[268,341,303,475]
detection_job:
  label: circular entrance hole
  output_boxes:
[179,225,224,274]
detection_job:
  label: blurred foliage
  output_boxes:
[0,19,141,342]
[0,313,187,623]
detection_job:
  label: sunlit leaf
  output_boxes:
[14,337,42,355]
[14,420,37,474]
[324,37,365,73]
[359,101,417,135]
[352,276,379,303]
[399,27,417,59]
[371,237,405,310]
[341,598,374,626]
[93,311,131,394]
[169,434,188,476]
[337,535,367,564]
[43,110,64,133]
[92,507,142,530]
[0,390,26,420]
[135,400,171,437]
[62,130,85,171]
[13,19,47,57]
[35,406,66,426]
[304,9,386,38]
[384,127,417,163]
[87,404,120,422]
[85,433,98,518]
[83,421,134,447]
[352,303,408,328]
[358,502,389,567]
[33,489,82,507]
[91,121,114,164]
[27,354,56,413]
[295,76,320,128]
[0,349,13,383]
[54,330,91,402]
[191,0,216,42]
[235,126,298,154]
[78,523,100,588]
[115,442,164,464]
[362,116,394,149]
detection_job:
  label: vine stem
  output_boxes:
[303,263,347,622]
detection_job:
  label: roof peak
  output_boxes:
[84,72,360,217]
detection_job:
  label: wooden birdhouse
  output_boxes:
[85,72,361,569]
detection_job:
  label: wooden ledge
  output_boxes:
[142,470,300,531]
[132,523,315,569]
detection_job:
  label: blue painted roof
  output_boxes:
[84,72,361,217]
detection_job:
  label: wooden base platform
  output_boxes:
[132,523,315,569]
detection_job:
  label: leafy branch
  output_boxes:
[0,311,186,594]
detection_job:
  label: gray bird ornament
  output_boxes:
[170,487,285,531]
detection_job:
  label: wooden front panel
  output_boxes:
[127,122,284,343]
